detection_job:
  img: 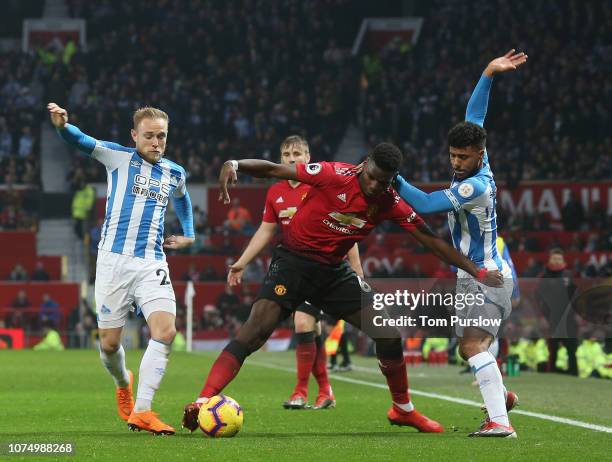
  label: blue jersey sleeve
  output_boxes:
[171,190,195,238]
[394,175,455,214]
[465,74,493,127]
[57,124,97,154]
[443,177,488,212]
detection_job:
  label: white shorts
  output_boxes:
[455,262,514,337]
[95,249,176,329]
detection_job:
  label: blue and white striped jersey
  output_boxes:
[58,124,194,261]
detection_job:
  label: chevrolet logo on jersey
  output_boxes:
[327,212,367,228]
[278,207,297,219]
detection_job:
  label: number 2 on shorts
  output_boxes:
[156,268,171,286]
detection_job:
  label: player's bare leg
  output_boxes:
[99,327,134,421]
[183,299,288,431]
[342,310,444,433]
[127,310,176,435]
[460,328,516,438]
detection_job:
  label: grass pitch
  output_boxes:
[1,350,611,461]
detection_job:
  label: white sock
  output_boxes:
[393,401,415,412]
[468,351,509,426]
[134,339,171,412]
[100,344,130,388]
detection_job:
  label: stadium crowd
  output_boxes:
[361,0,612,185]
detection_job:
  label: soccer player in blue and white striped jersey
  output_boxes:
[48,102,195,435]
[394,50,527,438]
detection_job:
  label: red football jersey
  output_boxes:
[262,180,311,240]
[283,162,425,264]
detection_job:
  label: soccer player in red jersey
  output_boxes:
[182,143,503,433]
[227,135,363,410]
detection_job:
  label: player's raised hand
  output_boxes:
[219,161,238,204]
[163,235,195,250]
[47,102,69,128]
[227,262,245,287]
[484,49,528,77]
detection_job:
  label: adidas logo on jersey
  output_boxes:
[130,160,141,168]
[337,193,346,202]
[276,196,284,203]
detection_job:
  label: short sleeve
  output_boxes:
[442,178,488,211]
[390,195,425,232]
[91,141,133,171]
[295,162,337,187]
[262,188,278,223]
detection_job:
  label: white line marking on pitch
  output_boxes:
[249,360,612,434]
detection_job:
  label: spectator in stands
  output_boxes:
[18,126,34,158]
[561,193,585,231]
[0,117,12,159]
[183,263,201,282]
[71,179,95,240]
[11,289,31,308]
[31,261,50,281]
[200,264,219,282]
[9,264,28,281]
[522,257,543,278]
[216,285,241,320]
[224,198,253,235]
[219,236,237,255]
[241,257,266,283]
[67,298,96,348]
[200,304,224,331]
[40,293,61,327]
[0,205,23,230]
[537,248,578,376]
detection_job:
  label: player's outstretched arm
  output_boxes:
[219,160,298,204]
[47,102,97,154]
[410,223,503,287]
[228,221,277,286]
[394,175,454,214]
[466,49,527,126]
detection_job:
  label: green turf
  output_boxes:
[1,350,611,461]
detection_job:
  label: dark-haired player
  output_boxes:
[182,143,503,433]
[227,134,363,410]
[394,50,527,437]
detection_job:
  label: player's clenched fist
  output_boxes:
[47,102,69,129]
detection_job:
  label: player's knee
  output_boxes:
[459,339,484,360]
[375,337,403,360]
[99,329,121,353]
[294,313,316,333]
[155,325,176,345]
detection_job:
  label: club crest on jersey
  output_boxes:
[337,193,346,203]
[169,175,179,186]
[306,163,322,175]
[458,182,474,198]
[274,284,287,296]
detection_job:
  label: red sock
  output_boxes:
[313,336,332,396]
[293,340,316,397]
[378,357,410,404]
[199,350,243,398]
